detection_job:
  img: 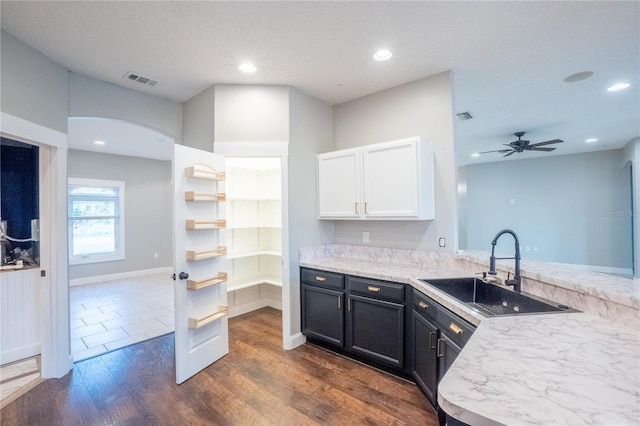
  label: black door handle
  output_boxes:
[178,271,189,280]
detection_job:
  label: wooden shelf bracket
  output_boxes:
[185,220,226,230]
[186,247,227,262]
[188,305,229,329]
[185,191,226,202]
[185,165,225,181]
[186,272,228,291]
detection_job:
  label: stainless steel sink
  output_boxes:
[420,277,577,316]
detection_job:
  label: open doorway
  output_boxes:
[67,117,174,361]
[225,157,283,320]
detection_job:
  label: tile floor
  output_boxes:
[70,274,174,362]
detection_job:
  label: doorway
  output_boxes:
[225,157,283,322]
[67,117,175,361]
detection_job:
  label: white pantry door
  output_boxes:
[173,144,229,384]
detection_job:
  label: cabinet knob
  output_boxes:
[418,301,428,309]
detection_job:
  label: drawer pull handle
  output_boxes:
[418,301,428,309]
[315,276,326,282]
[338,296,342,309]
[367,286,381,293]
[355,202,359,214]
[449,323,463,335]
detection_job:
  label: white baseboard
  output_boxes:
[285,332,306,350]
[69,267,173,287]
[1,343,41,365]
[228,297,282,319]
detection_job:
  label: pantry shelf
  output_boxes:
[185,191,226,202]
[185,165,225,181]
[188,305,229,329]
[186,272,228,291]
[186,247,227,262]
[185,220,226,230]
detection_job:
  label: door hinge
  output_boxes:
[40,270,46,277]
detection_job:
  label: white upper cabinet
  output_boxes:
[317,137,434,220]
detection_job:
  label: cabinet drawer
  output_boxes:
[301,268,345,290]
[348,276,405,303]
[413,290,475,347]
[413,289,439,321]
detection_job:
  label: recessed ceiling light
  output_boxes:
[239,63,257,73]
[373,49,392,61]
[607,82,630,92]
[563,71,594,83]
[585,138,598,143]
[471,153,480,158]
[93,140,106,146]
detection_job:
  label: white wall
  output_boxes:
[0,31,72,378]
[288,87,335,339]
[460,149,633,270]
[0,31,68,133]
[69,73,183,142]
[332,72,457,251]
[214,85,289,142]
[67,150,173,280]
[182,86,216,152]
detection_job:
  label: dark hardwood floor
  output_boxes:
[1,307,437,425]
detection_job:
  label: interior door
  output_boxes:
[173,144,228,384]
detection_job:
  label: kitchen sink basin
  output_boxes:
[420,277,576,316]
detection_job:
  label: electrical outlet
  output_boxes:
[362,232,370,243]
[438,237,446,247]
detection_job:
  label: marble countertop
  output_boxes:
[300,250,640,426]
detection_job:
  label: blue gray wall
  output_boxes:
[67,149,172,280]
[459,149,632,270]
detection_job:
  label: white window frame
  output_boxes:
[68,177,125,265]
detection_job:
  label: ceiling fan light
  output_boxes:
[607,82,630,92]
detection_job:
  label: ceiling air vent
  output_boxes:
[123,72,158,87]
[456,112,473,120]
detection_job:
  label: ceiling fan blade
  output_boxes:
[530,139,563,147]
[503,150,516,157]
[479,149,512,154]
[527,147,556,152]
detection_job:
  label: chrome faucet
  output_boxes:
[487,229,522,293]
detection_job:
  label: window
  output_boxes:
[68,178,125,265]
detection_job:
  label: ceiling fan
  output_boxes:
[480,132,563,157]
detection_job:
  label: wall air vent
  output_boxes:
[456,112,473,120]
[123,72,158,87]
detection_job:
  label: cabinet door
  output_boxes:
[412,310,439,406]
[301,284,345,347]
[347,294,404,368]
[362,137,434,219]
[438,333,462,380]
[317,149,361,218]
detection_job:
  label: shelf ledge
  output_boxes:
[185,166,225,181]
[186,247,227,262]
[188,305,228,329]
[185,191,226,202]
[186,219,226,230]
[187,272,228,291]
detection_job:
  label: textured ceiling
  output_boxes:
[1,1,638,164]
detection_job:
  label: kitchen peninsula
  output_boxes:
[300,244,640,426]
